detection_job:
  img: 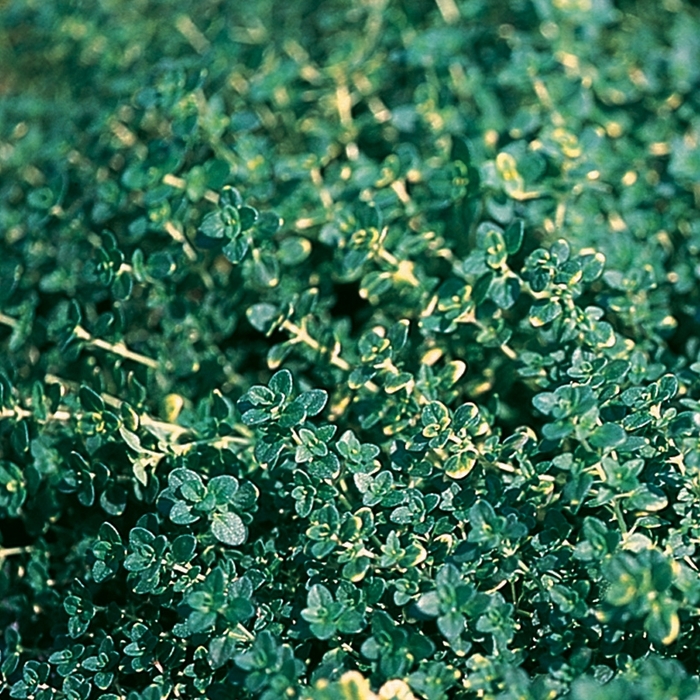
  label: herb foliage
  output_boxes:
[2,1,700,698]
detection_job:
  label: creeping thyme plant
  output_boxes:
[3,0,700,698]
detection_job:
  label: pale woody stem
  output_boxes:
[434,0,460,23]
[613,498,629,536]
[164,221,197,261]
[0,312,19,329]
[162,173,219,203]
[282,319,383,394]
[0,546,32,558]
[282,320,351,372]
[0,312,160,370]
[73,325,160,369]
[0,405,72,422]
[45,373,191,439]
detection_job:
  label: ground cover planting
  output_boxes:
[2,0,700,698]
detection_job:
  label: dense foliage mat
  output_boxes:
[2,0,700,698]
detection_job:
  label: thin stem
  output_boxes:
[0,405,72,423]
[282,319,381,394]
[0,546,32,558]
[164,221,197,261]
[282,320,349,372]
[472,318,518,361]
[434,0,460,23]
[162,173,219,204]
[337,490,354,512]
[2,312,161,370]
[529,72,564,127]
[497,341,517,361]
[335,81,359,161]
[310,167,333,210]
[494,461,516,473]
[41,374,251,448]
[172,563,206,582]
[390,179,411,204]
[175,15,210,54]
[233,623,256,642]
[44,373,191,439]
[376,247,420,287]
[612,497,629,536]
[0,313,19,329]
[169,434,252,456]
[74,325,160,369]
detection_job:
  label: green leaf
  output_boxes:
[269,369,293,397]
[169,501,199,525]
[656,374,679,401]
[503,219,524,254]
[529,300,562,327]
[200,210,229,239]
[355,201,381,229]
[337,609,365,634]
[532,392,557,415]
[444,450,477,479]
[278,236,311,265]
[11,421,29,455]
[488,275,520,309]
[208,475,240,505]
[279,401,307,428]
[416,591,440,617]
[240,408,270,426]
[209,634,237,669]
[453,403,479,430]
[187,611,217,635]
[645,602,680,646]
[246,385,276,406]
[388,319,409,351]
[211,512,246,546]
[437,611,464,641]
[384,371,413,393]
[246,303,282,334]
[307,583,333,609]
[211,389,232,421]
[550,239,570,264]
[625,485,668,512]
[296,389,327,416]
[267,342,293,370]
[223,236,249,263]
[308,621,336,641]
[238,205,258,231]
[98,521,122,545]
[622,411,653,431]
[171,534,197,563]
[146,251,175,279]
[421,401,450,430]
[580,252,606,282]
[219,186,243,208]
[79,386,104,413]
[119,428,148,454]
[113,271,133,300]
[589,423,627,449]
[256,211,282,236]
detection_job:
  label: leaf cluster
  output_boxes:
[2,1,700,699]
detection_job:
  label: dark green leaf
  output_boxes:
[589,423,627,449]
[529,300,562,327]
[503,219,524,254]
[79,386,105,413]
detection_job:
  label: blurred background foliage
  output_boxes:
[2,0,700,403]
